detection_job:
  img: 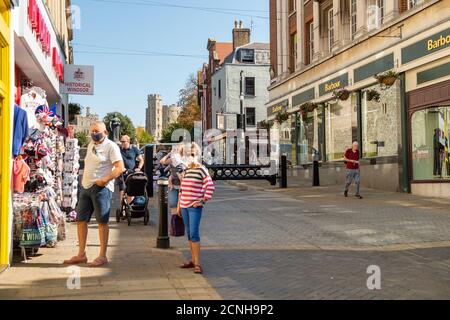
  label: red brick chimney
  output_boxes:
[233,20,251,50]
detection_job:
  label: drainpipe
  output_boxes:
[400,73,410,193]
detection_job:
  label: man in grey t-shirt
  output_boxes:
[64,121,124,267]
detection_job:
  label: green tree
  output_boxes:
[68,103,83,124]
[75,131,89,147]
[161,122,192,143]
[137,130,155,145]
[103,112,136,142]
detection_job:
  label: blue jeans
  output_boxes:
[76,185,113,224]
[345,169,361,196]
[181,207,203,243]
[168,188,179,209]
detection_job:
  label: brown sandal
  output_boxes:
[194,265,203,274]
[180,261,195,269]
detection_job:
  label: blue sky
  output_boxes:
[71,0,269,127]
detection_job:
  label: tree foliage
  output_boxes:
[177,73,198,107]
[161,122,192,143]
[137,130,155,146]
[177,74,201,130]
[75,131,89,147]
[68,103,83,124]
[103,112,136,142]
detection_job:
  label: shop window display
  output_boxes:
[361,82,400,158]
[411,106,450,181]
[297,107,324,164]
[325,93,358,161]
[278,115,296,165]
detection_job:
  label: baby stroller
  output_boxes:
[116,171,150,225]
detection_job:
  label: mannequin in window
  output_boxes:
[433,128,445,177]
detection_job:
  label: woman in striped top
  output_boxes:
[178,142,215,274]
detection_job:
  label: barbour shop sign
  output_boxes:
[267,99,289,117]
[319,73,348,97]
[402,28,450,64]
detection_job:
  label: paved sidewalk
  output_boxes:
[226,179,450,216]
[0,191,222,300]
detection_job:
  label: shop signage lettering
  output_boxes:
[428,35,450,51]
[325,81,341,92]
[267,99,289,117]
[402,28,450,64]
[28,0,65,82]
[61,65,95,95]
[319,73,348,96]
[52,48,64,82]
[28,0,51,56]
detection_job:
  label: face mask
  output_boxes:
[91,132,104,142]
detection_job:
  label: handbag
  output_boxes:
[170,214,185,237]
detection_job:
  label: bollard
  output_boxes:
[156,178,170,249]
[280,155,287,188]
[313,160,320,186]
[144,145,154,198]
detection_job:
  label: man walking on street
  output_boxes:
[117,135,144,205]
[344,141,363,199]
[64,121,124,267]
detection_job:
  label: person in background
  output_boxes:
[117,135,144,206]
[178,142,215,274]
[64,121,124,267]
[343,141,363,199]
[160,144,186,217]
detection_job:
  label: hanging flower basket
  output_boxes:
[366,89,381,102]
[332,89,351,101]
[258,120,272,130]
[374,70,399,87]
[275,111,289,123]
[300,102,318,113]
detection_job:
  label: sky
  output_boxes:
[70,0,270,127]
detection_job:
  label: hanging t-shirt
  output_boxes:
[20,91,47,130]
[13,158,31,193]
[12,105,29,157]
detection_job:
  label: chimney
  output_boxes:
[233,20,251,50]
[86,107,90,116]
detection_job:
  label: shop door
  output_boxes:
[0,1,11,267]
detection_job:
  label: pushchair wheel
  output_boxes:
[144,208,150,225]
[126,207,131,226]
[116,208,121,223]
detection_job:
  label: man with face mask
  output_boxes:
[64,121,124,267]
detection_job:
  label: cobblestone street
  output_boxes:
[2,181,450,299]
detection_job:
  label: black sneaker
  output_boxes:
[344,190,348,197]
[355,195,363,199]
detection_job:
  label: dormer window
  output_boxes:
[238,49,255,63]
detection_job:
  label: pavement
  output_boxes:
[1,178,450,300]
[0,187,221,300]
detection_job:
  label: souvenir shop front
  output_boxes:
[2,0,78,266]
[11,85,80,261]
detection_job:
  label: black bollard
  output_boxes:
[313,160,320,186]
[156,178,170,249]
[280,155,287,188]
[144,145,154,198]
